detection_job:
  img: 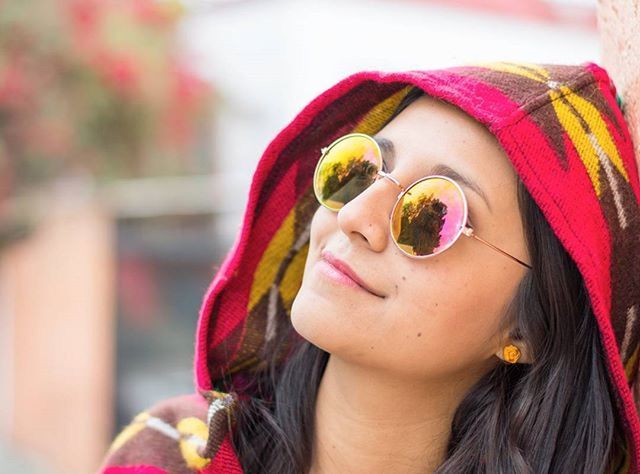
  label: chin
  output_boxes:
[290,287,345,354]
[291,288,323,342]
[290,286,373,359]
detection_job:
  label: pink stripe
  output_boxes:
[102,466,167,474]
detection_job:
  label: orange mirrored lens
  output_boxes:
[390,177,466,257]
[313,134,382,211]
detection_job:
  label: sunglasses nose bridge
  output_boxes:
[375,170,405,196]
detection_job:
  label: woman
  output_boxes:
[99,61,640,473]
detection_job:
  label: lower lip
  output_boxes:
[316,258,369,292]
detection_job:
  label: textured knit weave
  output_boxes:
[99,61,640,473]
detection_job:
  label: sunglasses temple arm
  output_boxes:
[464,228,532,270]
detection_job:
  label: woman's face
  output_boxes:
[290,95,531,381]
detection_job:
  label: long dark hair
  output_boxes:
[225,87,628,473]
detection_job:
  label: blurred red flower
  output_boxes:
[0,0,213,200]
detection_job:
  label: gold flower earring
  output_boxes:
[502,344,521,364]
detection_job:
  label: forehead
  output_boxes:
[383,95,496,147]
[377,95,516,183]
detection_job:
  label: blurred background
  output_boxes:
[0,0,600,472]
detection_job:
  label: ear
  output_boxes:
[494,341,533,365]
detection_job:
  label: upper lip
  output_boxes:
[320,250,385,298]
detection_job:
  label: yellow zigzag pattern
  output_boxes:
[470,62,630,229]
[551,85,630,229]
[551,85,629,194]
[464,61,550,82]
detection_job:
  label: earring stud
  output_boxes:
[503,344,521,364]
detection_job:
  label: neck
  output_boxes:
[308,354,480,474]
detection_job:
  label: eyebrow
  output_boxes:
[373,135,493,213]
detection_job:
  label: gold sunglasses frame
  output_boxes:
[314,133,532,270]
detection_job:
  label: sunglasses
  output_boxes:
[312,133,532,269]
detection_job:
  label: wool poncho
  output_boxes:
[99,61,640,473]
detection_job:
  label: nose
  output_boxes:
[336,172,401,253]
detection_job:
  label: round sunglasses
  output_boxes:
[312,133,532,269]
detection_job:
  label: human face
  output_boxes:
[290,95,530,381]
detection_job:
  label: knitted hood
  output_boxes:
[195,61,640,472]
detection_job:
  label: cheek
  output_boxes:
[375,263,519,379]
[292,206,523,378]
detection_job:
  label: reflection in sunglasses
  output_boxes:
[395,193,447,255]
[318,156,378,208]
[396,179,465,255]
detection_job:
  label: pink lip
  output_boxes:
[318,250,385,298]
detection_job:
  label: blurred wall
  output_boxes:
[0,188,115,474]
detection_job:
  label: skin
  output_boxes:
[290,95,533,474]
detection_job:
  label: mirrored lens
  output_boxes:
[313,134,382,211]
[390,177,466,257]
